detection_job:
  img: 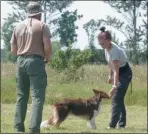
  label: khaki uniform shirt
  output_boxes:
[10,18,51,58]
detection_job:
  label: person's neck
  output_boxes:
[106,43,112,51]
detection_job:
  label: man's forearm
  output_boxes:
[113,71,119,87]
[43,37,51,62]
[44,43,51,62]
[11,45,17,56]
[109,68,113,76]
[108,64,113,76]
[44,48,50,60]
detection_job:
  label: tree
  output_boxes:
[1,14,19,62]
[40,0,73,23]
[8,0,73,23]
[50,48,92,82]
[83,19,101,48]
[54,10,83,47]
[141,1,148,50]
[104,0,146,64]
[83,19,120,63]
[83,19,101,62]
[50,40,61,57]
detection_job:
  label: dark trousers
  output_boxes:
[109,63,132,128]
[14,55,47,132]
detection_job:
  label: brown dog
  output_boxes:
[40,89,109,129]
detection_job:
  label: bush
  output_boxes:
[49,47,93,82]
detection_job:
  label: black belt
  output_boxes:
[19,54,44,59]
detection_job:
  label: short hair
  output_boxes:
[99,26,112,40]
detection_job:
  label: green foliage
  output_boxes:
[6,52,18,63]
[50,50,68,72]
[40,0,73,13]
[83,19,103,63]
[1,1,29,62]
[69,50,92,68]
[1,13,19,62]
[103,1,147,64]
[8,1,73,15]
[50,48,92,81]
[1,49,6,61]
[1,62,147,108]
[92,49,107,64]
[50,41,61,57]
[111,32,121,45]
[54,10,83,47]
[83,19,101,47]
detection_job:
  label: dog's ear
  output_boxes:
[93,89,109,99]
[97,92,101,99]
[93,89,98,95]
[100,91,110,99]
[93,89,101,95]
[93,89,101,94]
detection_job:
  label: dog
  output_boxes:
[40,89,109,129]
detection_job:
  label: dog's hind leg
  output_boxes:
[54,106,69,128]
[40,116,55,128]
[51,106,59,126]
[48,116,54,125]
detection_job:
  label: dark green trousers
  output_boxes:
[14,55,47,132]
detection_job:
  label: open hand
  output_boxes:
[44,59,48,64]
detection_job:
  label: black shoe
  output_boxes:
[15,128,25,133]
[117,126,126,129]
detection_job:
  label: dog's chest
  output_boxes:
[93,104,100,117]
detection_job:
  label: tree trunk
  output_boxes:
[44,1,46,23]
[133,0,139,64]
[146,1,148,43]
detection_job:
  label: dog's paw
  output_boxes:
[40,120,49,128]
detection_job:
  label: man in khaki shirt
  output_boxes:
[10,2,51,133]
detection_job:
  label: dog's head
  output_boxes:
[93,89,109,99]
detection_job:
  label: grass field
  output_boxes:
[1,104,147,133]
[1,62,147,133]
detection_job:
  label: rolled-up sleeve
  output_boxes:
[111,50,120,62]
[10,28,17,48]
[43,24,52,38]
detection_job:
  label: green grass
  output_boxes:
[1,62,147,106]
[1,62,147,133]
[1,104,147,133]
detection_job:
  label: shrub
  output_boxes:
[50,47,93,82]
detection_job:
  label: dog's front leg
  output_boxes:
[87,118,96,129]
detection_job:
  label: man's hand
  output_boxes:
[44,57,49,64]
[108,87,117,98]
